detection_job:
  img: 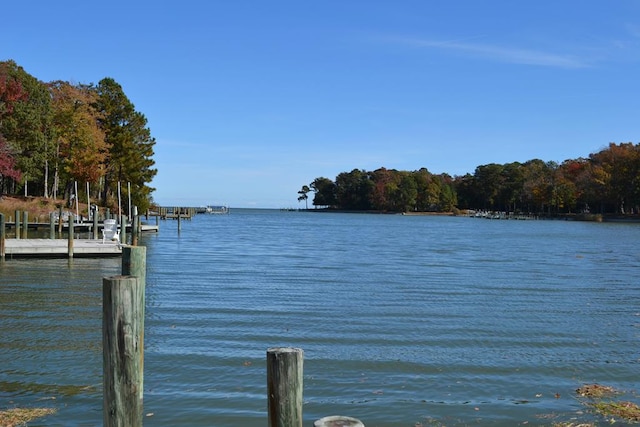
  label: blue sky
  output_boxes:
[3,1,640,208]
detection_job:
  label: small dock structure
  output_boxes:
[151,205,229,219]
[0,211,148,259]
[4,239,122,257]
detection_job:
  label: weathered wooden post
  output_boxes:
[67,214,74,258]
[267,347,304,427]
[177,211,182,231]
[14,209,20,239]
[102,275,144,427]
[132,211,139,246]
[49,212,56,239]
[314,416,365,427]
[121,246,146,401]
[22,211,28,239]
[120,215,127,245]
[0,213,5,259]
[58,206,63,234]
[121,246,146,296]
[93,208,99,240]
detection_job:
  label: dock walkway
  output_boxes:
[3,239,122,258]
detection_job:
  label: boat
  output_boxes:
[205,205,229,214]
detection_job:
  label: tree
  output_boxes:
[473,163,505,210]
[297,185,310,209]
[310,177,336,207]
[0,135,21,194]
[0,60,53,196]
[436,174,457,212]
[49,81,107,201]
[94,77,157,212]
[335,169,373,210]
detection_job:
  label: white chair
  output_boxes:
[102,219,120,243]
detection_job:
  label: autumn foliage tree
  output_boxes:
[0,60,156,213]
[49,80,107,200]
[0,60,52,195]
[303,143,640,215]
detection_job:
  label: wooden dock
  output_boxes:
[3,239,122,258]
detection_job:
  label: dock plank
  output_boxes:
[4,239,122,257]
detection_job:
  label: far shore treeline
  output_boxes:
[299,142,640,216]
[0,60,156,212]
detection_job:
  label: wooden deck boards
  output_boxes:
[3,239,122,258]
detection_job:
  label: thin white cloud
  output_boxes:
[390,36,590,69]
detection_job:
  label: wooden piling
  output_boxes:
[58,206,63,234]
[121,246,146,295]
[0,213,5,259]
[49,212,55,239]
[102,275,144,427]
[67,214,74,258]
[93,210,99,240]
[21,211,28,239]
[132,214,139,246]
[15,210,20,239]
[120,215,127,245]
[267,347,304,427]
[121,246,147,401]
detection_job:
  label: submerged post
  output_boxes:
[22,211,28,239]
[0,213,5,259]
[267,347,304,427]
[102,275,143,427]
[68,214,74,258]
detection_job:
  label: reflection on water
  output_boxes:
[1,212,639,426]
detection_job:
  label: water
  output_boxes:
[1,210,639,426]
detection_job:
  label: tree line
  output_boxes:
[0,60,156,212]
[300,142,640,215]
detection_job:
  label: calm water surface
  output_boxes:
[1,210,639,426]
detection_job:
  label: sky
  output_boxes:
[2,1,640,208]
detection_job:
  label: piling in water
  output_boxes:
[15,210,20,240]
[267,347,303,427]
[21,211,28,239]
[0,213,5,259]
[49,212,55,239]
[102,275,144,427]
[67,215,74,258]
